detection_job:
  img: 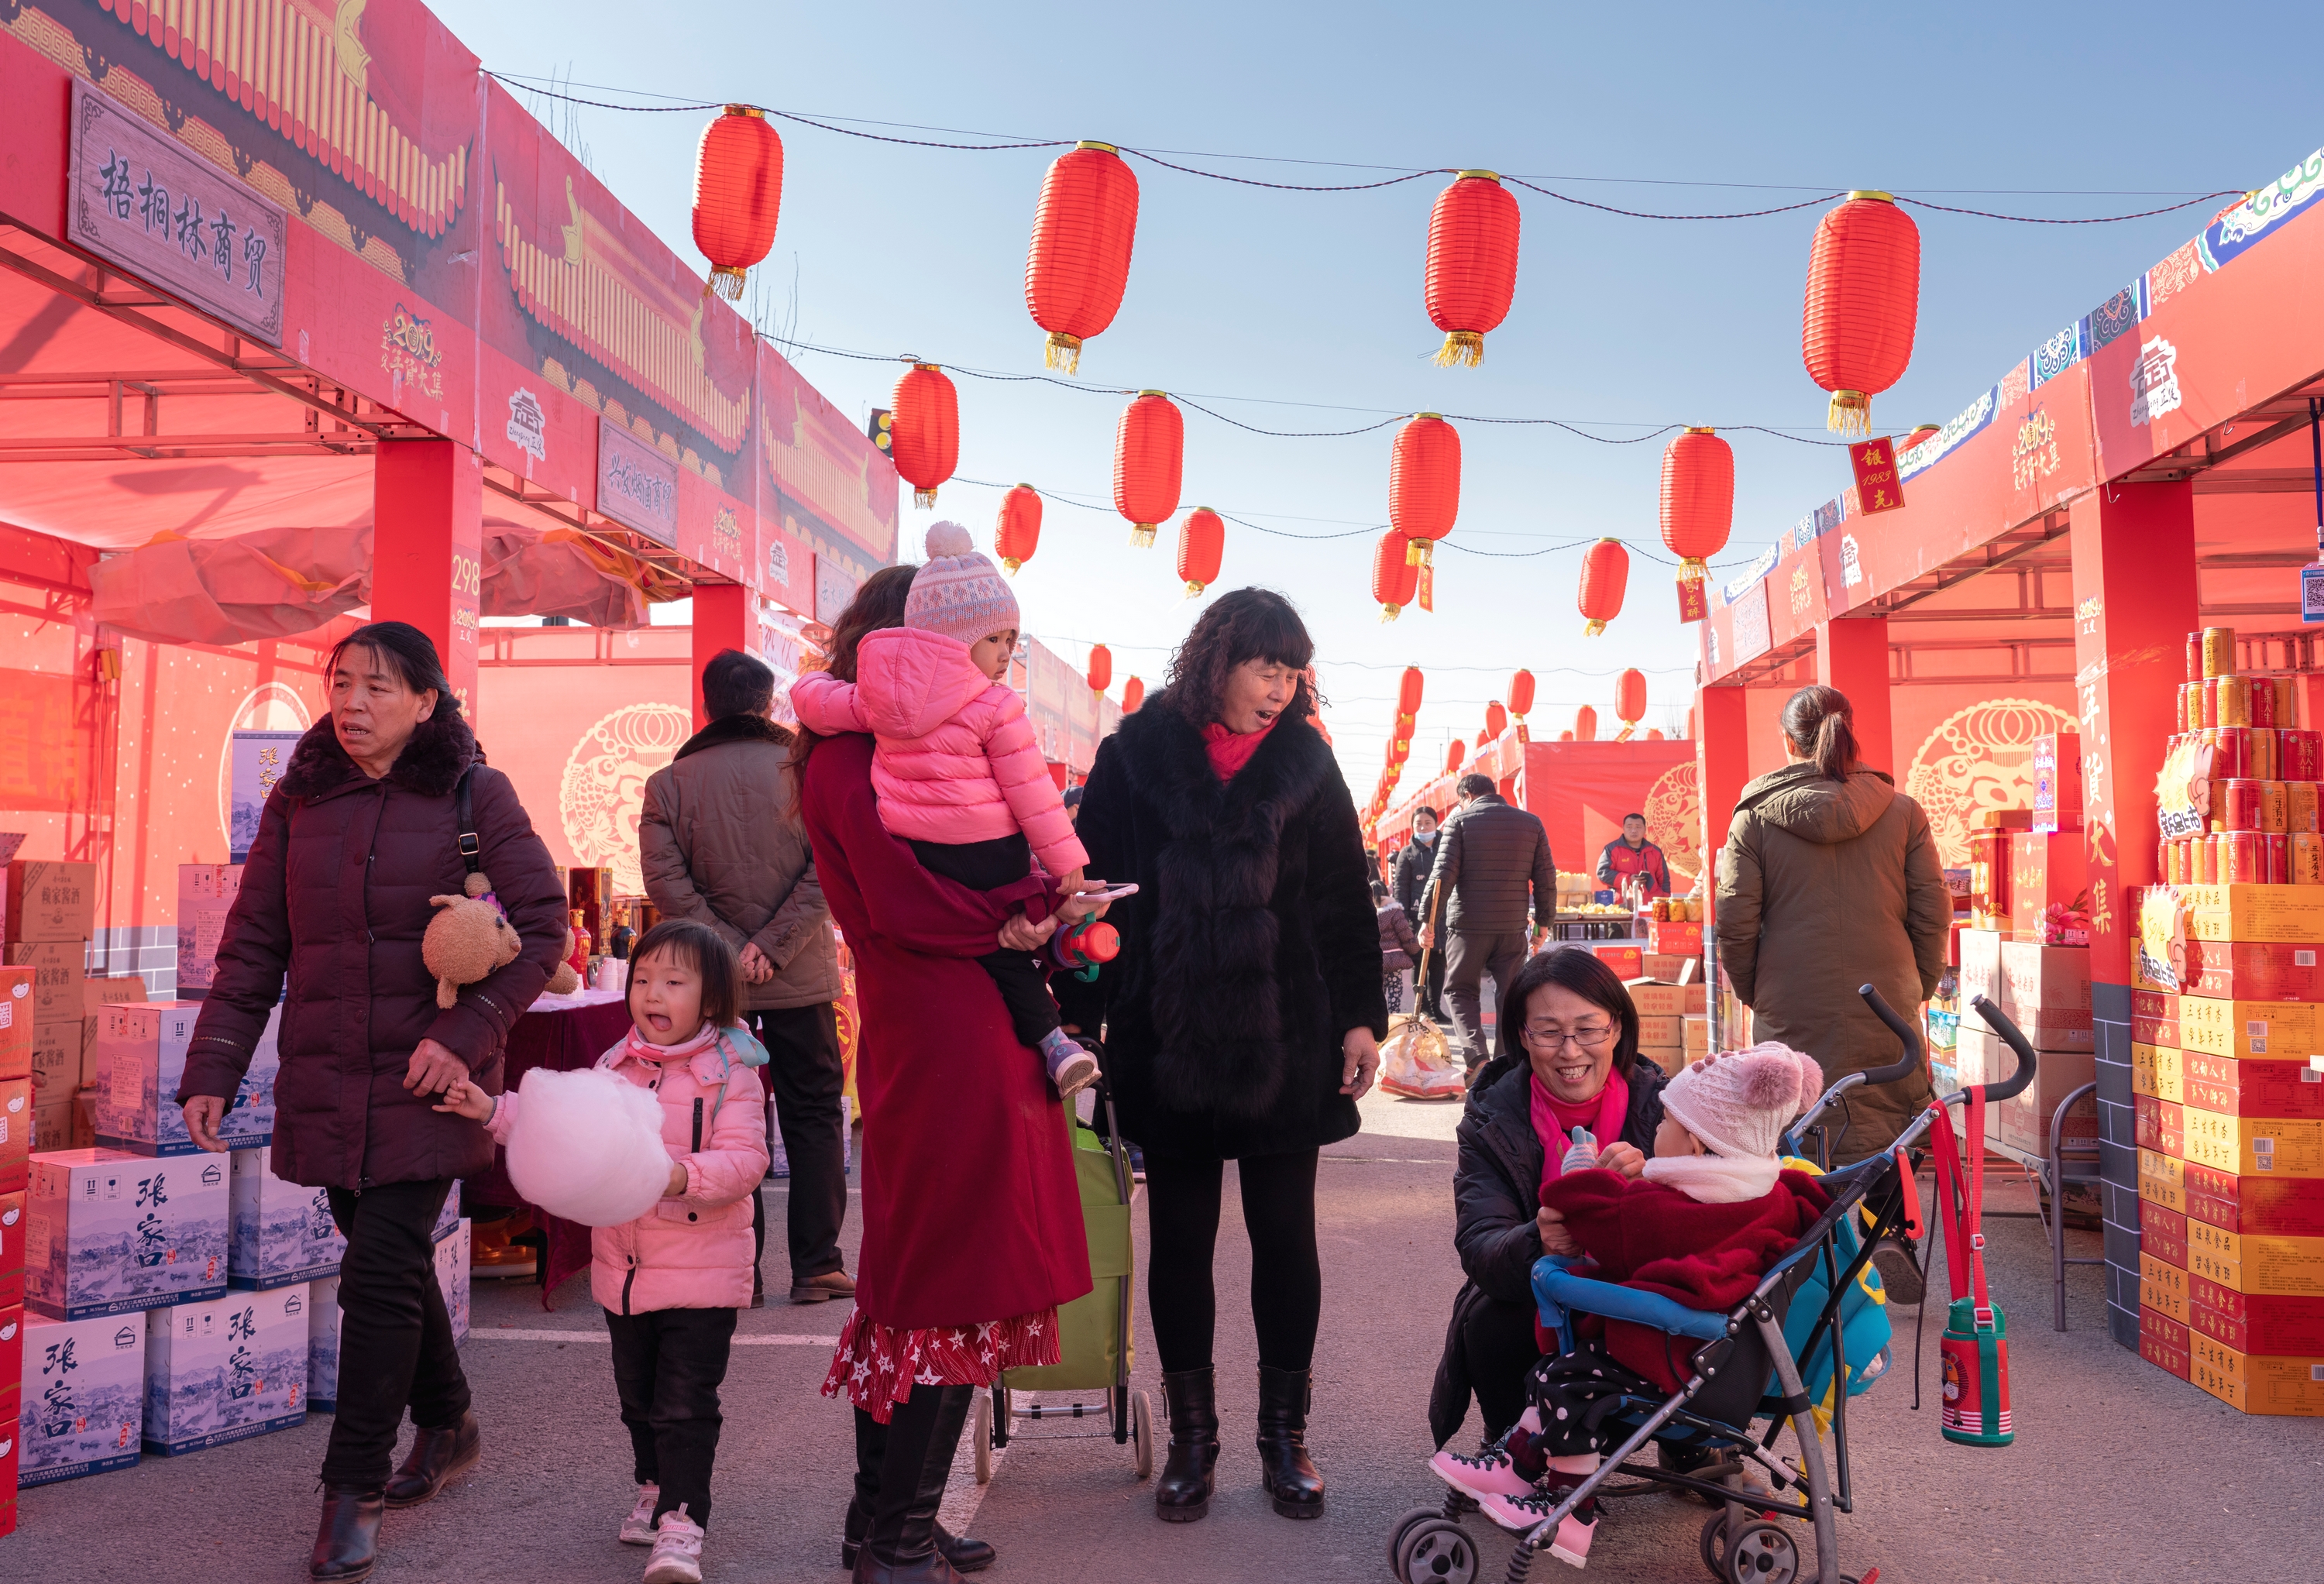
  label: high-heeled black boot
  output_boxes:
[1256,1366,1324,1519]
[1155,1366,1220,1523]
[842,1405,994,1575]
[852,1383,974,1584]
[309,1483,385,1582]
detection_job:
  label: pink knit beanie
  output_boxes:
[1659,1042,1824,1160]
[905,522,1020,646]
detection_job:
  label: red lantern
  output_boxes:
[1646,727,1666,740]
[1574,705,1598,741]
[692,106,784,301]
[1122,675,1144,714]
[1802,191,1922,435]
[1446,739,1465,775]
[1615,668,1648,739]
[889,363,958,510]
[1177,507,1225,596]
[1087,644,1112,696]
[1425,171,1521,368]
[1115,391,1183,548]
[995,483,1042,574]
[1373,530,1418,620]
[1390,414,1461,570]
[1659,428,1734,581]
[1577,538,1629,636]
[1025,141,1140,374]
[1475,729,1490,749]
[1901,422,1941,453]
[1508,669,1535,721]
[1398,665,1426,720]
[1559,730,1574,741]
[1485,701,1508,739]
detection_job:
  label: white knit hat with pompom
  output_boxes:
[904,521,1020,647]
[1659,1041,1825,1160]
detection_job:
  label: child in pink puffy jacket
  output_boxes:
[435,919,768,1584]
[792,521,1100,1098]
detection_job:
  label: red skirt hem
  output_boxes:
[820,1303,1063,1423]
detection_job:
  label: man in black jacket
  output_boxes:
[1422,775,1556,1070]
[1392,806,1446,1019]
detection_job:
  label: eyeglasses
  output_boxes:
[1521,1023,1614,1051]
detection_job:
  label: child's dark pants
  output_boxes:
[909,833,1062,1049]
[603,1306,737,1527]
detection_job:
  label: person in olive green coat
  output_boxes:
[1714,685,1951,1164]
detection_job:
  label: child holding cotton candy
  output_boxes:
[435,918,768,1584]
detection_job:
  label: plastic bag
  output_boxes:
[504,1066,672,1227]
[1379,1012,1465,1100]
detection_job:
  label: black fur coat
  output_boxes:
[1056,693,1387,1160]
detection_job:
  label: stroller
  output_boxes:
[1387,986,2037,1584]
[971,1072,1156,1482]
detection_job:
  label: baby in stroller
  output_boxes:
[1428,1043,1831,1567]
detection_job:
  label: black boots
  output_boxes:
[853,1384,975,1583]
[1256,1366,1325,1519]
[309,1483,385,1582]
[383,1409,481,1507]
[1155,1367,1221,1522]
[843,1404,995,1572]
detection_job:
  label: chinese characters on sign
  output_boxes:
[230,730,306,860]
[2012,407,2063,492]
[596,417,682,546]
[68,81,287,345]
[1846,437,1906,516]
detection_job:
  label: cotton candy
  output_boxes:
[504,1065,672,1228]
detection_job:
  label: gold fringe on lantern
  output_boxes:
[1001,558,1023,574]
[915,487,939,509]
[1380,603,1403,623]
[1404,538,1436,570]
[1584,618,1607,637]
[1676,558,1707,582]
[1826,390,1871,436]
[1433,331,1484,369]
[1130,524,1157,548]
[706,266,748,301]
[1043,332,1084,375]
[1184,581,1208,598]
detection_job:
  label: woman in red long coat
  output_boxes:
[799,568,1093,1584]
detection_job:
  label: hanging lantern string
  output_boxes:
[488,73,2241,222]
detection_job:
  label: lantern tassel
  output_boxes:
[1432,331,1484,369]
[1404,538,1436,569]
[1129,524,1157,548]
[1676,558,1707,582]
[1827,390,1872,436]
[1043,332,1084,375]
[1001,558,1022,575]
[1584,618,1607,637]
[1380,603,1403,623]
[706,266,748,302]
[1184,581,1207,598]
[914,487,939,509]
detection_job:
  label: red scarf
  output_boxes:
[1200,716,1279,782]
[1531,1067,1631,1199]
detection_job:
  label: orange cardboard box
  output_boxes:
[2180,883,2324,944]
[2188,1333,2324,1416]
[1645,920,1702,955]
[1580,943,1643,981]
[2180,998,2323,1060]
[2141,1252,2189,1321]
[0,966,30,1081]
[2133,1042,2183,1103]
[2183,1112,2324,1178]
[2184,1222,2324,1297]
[2,861,97,943]
[1623,979,1708,1019]
[2140,1305,2192,1380]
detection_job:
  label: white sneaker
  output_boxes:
[643,1505,705,1584]
[1054,1049,1102,1098]
[619,1484,661,1545]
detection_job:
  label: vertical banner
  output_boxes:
[1848,437,1906,515]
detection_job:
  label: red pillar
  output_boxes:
[1816,614,1894,775]
[372,440,483,720]
[1698,682,1754,1047]
[2068,478,2197,1351]
[691,581,753,730]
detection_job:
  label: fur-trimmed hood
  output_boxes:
[674,711,795,761]
[277,710,480,802]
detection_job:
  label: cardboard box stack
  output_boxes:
[4,864,95,1160]
[93,1002,279,1156]
[173,864,242,1000]
[1,1304,21,1535]
[1625,976,1708,1078]
[2131,627,2324,1415]
[143,1284,309,1455]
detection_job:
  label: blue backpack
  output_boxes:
[1778,1158,1896,1429]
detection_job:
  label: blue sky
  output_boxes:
[438,0,2315,789]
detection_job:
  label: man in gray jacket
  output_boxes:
[1422,773,1557,1070]
[641,648,852,1304]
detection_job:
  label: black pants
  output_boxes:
[1463,1293,1546,1441]
[1145,1149,1322,1373]
[321,1178,469,1486]
[746,1003,848,1282]
[1445,929,1529,1070]
[604,1306,737,1529]
[910,833,1062,1049]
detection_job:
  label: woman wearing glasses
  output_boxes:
[1427,949,1669,1451]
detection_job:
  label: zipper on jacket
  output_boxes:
[691,1097,703,1154]
[621,1256,638,1317]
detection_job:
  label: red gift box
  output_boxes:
[2007,831,2088,940]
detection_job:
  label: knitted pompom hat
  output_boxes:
[905,521,1021,647]
[1659,1042,1825,1161]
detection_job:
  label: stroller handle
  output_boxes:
[1965,993,2038,1103]
[1855,984,1926,1087]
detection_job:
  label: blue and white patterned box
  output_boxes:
[143,1283,308,1454]
[432,1178,462,1244]
[435,1218,471,1345]
[94,1002,279,1156]
[26,1148,230,1318]
[307,1273,340,1413]
[228,1147,344,1290]
[18,1309,145,1483]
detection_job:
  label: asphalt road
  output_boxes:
[12,1088,2322,1582]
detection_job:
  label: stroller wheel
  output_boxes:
[992,1386,1012,1450]
[1132,1390,1156,1480]
[1395,1518,1478,1584]
[1700,1513,1731,1580]
[971,1392,993,1485]
[1387,1507,1442,1572]
[1723,1520,1800,1584]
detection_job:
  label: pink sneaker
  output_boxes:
[1480,1487,1599,1564]
[1430,1441,1538,1501]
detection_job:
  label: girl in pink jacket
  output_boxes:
[436,920,768,1584]
[792,521,1100,1098]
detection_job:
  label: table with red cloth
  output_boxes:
[462,987,634,1307]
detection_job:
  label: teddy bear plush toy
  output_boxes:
[423,873,527,1008]
[545,926,583,996]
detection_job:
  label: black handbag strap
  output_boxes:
[455,766,481,874]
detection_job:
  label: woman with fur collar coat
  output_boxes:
[1057,589,1387,1527]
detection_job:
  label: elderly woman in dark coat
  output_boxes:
[1058,589,1386,1524]
[179,623,567,1583]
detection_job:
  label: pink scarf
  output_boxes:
[1201,716,1279,782]
[619,1021,722,1067]
[1531,1067,1631,1199]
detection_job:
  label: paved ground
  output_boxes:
[13,1086,2322,1582]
